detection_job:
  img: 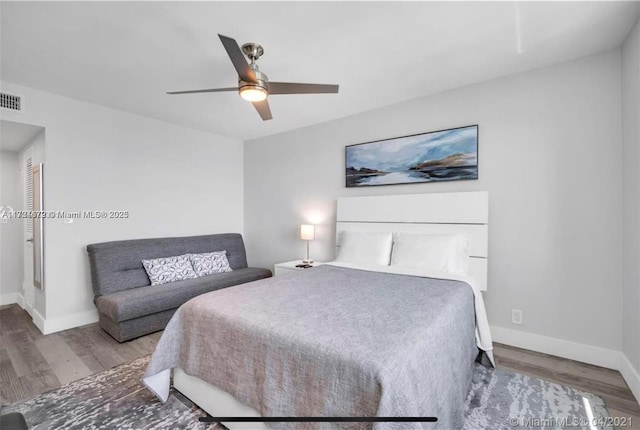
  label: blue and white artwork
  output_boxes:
[345,125,478,187]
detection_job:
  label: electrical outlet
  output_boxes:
[511,309,523,325]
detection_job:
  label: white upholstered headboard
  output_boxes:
[336,191,489,291]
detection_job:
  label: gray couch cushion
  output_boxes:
[87,233,249,297]
[95,267,271,322]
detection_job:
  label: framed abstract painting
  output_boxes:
[345,125,478,187]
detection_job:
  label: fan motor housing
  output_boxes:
[239,69,269,92]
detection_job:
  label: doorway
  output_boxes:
[0,119,46,319]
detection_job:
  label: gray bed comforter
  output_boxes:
[143,265,478,429]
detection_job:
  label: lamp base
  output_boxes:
[302,259,314,264]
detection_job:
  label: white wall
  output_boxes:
[0,150,24,304]
[245,50,623,356]
[0,82,244,333]
[622,17,640,395]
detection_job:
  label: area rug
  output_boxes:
[2,356,613,429]
[463,363,613,430]
[1,356,208,430]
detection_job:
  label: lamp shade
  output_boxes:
[300,224,315,241]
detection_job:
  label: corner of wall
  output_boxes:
[621,353,640,404]
[621,11,640,404]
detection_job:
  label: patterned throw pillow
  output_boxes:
[142,254,197,286]
[189,251,233,277]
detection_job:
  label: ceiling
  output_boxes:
[0,120,44,152]
[1,2,638,142]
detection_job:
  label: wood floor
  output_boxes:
[1,303,639,429]
[0,304,161,405]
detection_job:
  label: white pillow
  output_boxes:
[142,254,197,286]
[390,233,469,275]
[335,231,393,266]
[189,251,232,277]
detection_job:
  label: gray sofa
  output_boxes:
[87,233,271,342]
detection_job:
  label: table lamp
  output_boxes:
[300,224,315,264]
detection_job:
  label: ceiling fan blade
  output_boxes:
[268,82,339,95]
[218,34,256,83]
[166,87,238,95]
[252,99,273,121]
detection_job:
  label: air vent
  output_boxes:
[0,92,23,112]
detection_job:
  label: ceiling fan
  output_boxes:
[167,34,339,121]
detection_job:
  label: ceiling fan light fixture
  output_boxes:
[167,34,339,121]
[239,85,268,102]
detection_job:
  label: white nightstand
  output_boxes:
[274,260,326,276]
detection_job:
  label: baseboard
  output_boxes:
[620,354,640,404]
[16,293,24,308]
[41,309,99,335]
[32,308,46,333]
[490,325,621,370]
[19,306,99,337]
[0,292,20,306]
[24,300,33,316]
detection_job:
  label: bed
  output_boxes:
[143,192,493,430]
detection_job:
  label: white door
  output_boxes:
[22,148,34,315]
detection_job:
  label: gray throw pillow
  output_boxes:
[190,251,233,277]
[142,254,197,286]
